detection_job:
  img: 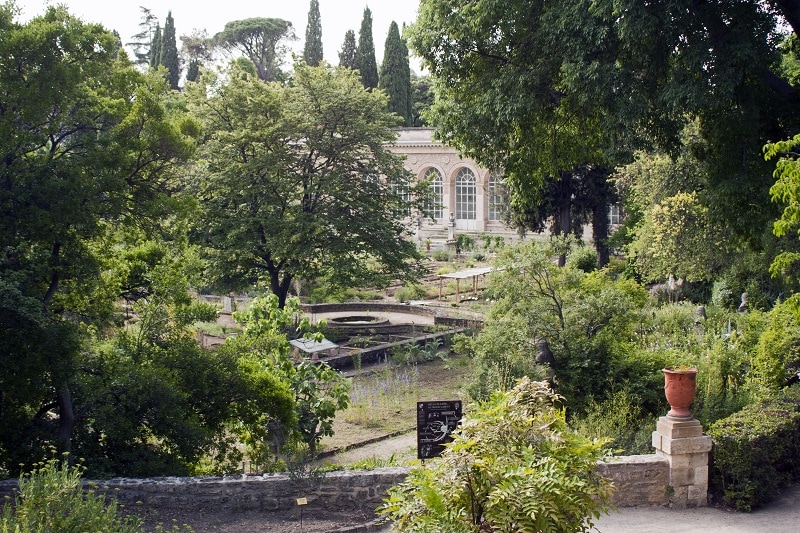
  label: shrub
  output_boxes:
[379,378,613,532]
[707,386,800,511]
[750,300,800,394]
[566,245,598,273]
[432,250,451,262]
[572,390,656,455]
[1,457,144,532]
[395,283,426,303]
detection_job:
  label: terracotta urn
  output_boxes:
[662,367,697,418]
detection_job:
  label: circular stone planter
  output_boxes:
[326,315,391,327]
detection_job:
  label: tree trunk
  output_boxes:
[553,174,572,267]
[56,381,75,463]
[592,201,610,268]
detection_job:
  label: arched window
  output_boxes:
[455,168,476,220]
[423,168,443,219]
[487,173,507,221]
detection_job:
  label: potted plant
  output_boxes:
[425,239,431,252]
[662,366,698,418]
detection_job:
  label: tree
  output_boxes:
[379,21,412,126]
[354,7,378,89]
[338,29,357,69]
[468,239,651,415]
[409,0,800,260]
[229,295,349,457]
[211,18,294,81]
[410,72,434,127]
[149,22,161,68]
[0,5,197,470]
[181,29,214,83]
[409,1,616,263]
[187,63,428,308]
[303,0,323,66]
[127,6,158,68]
[159,11,180,89]
[380,378,613,532]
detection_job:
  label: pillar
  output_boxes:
[651,416,712,508]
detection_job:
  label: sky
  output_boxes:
[14,0,422,70]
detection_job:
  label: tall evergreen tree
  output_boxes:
[354,7,378,89]
[127,6,157,68]
[160,12,180,89]
[149,23,161,68]
[379,21,412,126]
[303,0,323,66]
[339,29,357,69]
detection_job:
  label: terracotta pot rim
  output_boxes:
[662,366,697,374]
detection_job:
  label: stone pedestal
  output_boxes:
[652,416,712,508]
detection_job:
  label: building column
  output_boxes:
[652,416,713,508]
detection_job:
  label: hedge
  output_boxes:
[707,385,800,511]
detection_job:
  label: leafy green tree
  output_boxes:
[303,0,323,66]
[211,18,294,81]
[410,0,800,256]
[766,134,800,279]
[410,72,434,127]
[380,378,613,532]
[0,5,197,470]
[628,192,730,283]
[472,239,650,415]
[379,21,412,126]
[354,7,378,89]
[338,29,357,69]
[159,11,181,89]
[227,295,349,457]
[187,63,427,308]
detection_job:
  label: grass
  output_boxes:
[321,354,471,452]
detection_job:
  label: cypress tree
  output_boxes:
[303,0,323,66]
[339,29,357,69]
[186,59,200,82]
[160,12,181,89]
[149,23,162,69]
[354,7,378,89]
[379,21,412,126]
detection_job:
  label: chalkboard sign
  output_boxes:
[417,400,462,459]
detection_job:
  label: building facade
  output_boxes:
[387,128,521,247]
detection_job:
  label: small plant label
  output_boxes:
[417,400,462,459]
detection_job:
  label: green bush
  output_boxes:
[379,378,613,532]
[751,300,800,394]
[432,250,451,262]
[566,245,598,273]
[707,386,800,511]
[1,458,143,532]
[395,283,426,303]
[572,390,656,455]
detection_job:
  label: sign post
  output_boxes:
[417,400,462,459]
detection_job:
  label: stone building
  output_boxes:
[387,128,521,248]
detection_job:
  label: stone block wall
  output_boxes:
[596,454,670,507]
[1,461,673,512]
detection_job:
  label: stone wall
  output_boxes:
[0,469,409,514]
[0,459,671,512]
[597,454,670,507]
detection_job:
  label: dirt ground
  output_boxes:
[124,504,386,532]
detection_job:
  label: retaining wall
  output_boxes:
[0,457,670,512]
